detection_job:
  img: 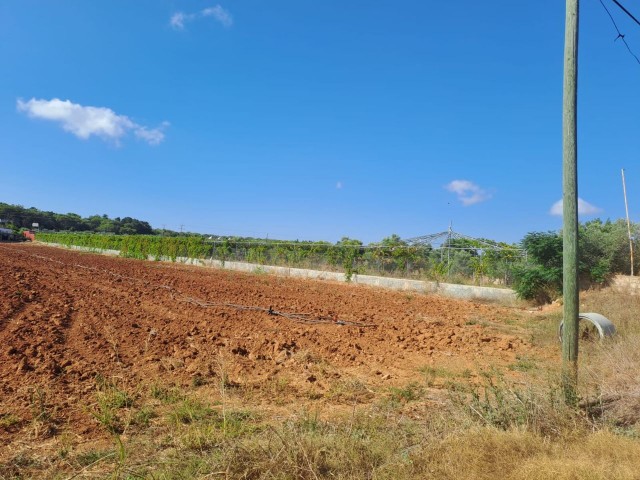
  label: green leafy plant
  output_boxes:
[389,382,424,403]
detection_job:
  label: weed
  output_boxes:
[191,373,207,387]
[0,453,39,478]
[112,435,128,478]
[143,328,157,355]
[91,376,134,434]
[509,355,537,372]
[297,407,321,434]
[178,422,222,451]
[30,387,52,422]
[29,386,57,438]
[178,409,259,450]
[581,333,640,428]
[443,380,472,393]
[294,349,323,365]
[146,454,212,478]
[389,382,424,404]
[418,365,457,386]
[91,402,123,434]
[133,406,156,428]
[327,378,374,404]
[150,383,184,404]
[266,376,292,399]
[95,376,133,408]
[75,449,114,467]
[0,412,21,428]
[168,397,212,425]
[56,432,74,459]
[220,410,258,437]
[102,328,122,364]
[217,354,229,435]
[458,371,575,437]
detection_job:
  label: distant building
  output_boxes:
[0,228,21,242]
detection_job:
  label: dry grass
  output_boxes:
[580,286,640,335]
[3,380,640,479]
[578,289,640,429]
[415,429,640,480]
[4,287,640,479]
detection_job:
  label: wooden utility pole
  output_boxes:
[622,168,634,276]
[562,0,580,403]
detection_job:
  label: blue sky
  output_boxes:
[1,1,639,243]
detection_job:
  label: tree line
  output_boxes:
[0,203,153,235]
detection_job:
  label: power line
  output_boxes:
[611,0,640,27]
[599,0,640,64]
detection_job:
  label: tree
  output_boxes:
[513,231,564,302]
[335,237,363,281]
[579,219,633,284]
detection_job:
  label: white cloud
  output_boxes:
[170,12,193,30]
[170,5,233,30]
[134,121,170,146]
[17,98,167,146]
[445,179,491,206]
[202,6,233,27]
[550,198,603,216]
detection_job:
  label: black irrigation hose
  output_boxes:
[180,296,376,327]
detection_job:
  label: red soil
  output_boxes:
[0,243,538,447]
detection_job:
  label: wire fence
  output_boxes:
[34,232,525,287]
[204,239,523,286]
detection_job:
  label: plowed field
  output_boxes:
[1,243,542,450]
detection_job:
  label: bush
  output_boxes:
[514,231,563,302]
[515,220,639,302]
[513,264,561,303]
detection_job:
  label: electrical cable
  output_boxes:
[599,0,640,64]
[611,0,640,27]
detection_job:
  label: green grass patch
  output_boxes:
[0,413,21,428]
[509,355,538,372]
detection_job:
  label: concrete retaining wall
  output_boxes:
[61,244,121,257]
[41,242,518,305]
